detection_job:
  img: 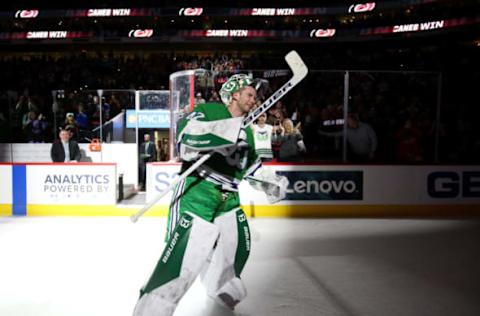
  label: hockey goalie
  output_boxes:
[132,73,289,316]
[132,51,309,315]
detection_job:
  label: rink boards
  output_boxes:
[0,163,118,216]
[1,162,479,217]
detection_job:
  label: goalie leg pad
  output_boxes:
[133,295,175,316]
[200,208,250,307]
[134,212,219,316]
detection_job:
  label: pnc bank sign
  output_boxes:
[126,109,170,128]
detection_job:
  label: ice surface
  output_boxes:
[0,216,479,316]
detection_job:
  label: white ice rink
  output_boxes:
[1,216,479,316]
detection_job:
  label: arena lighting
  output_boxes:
[86,8,131,17]
[128,29,154,38]
[178,8,203,16]
[310,29,336,37]
[348,2,376,13]
[14,10,39,18]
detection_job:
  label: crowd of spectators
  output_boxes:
[0,44,477,163]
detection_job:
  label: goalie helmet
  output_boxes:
[219,74,255,105]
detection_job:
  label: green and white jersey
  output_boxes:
[252,123,273,159]
[177,102,261,191]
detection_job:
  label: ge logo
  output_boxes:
[237,213,247,223]
[427,171,480,198]
[179,217,191,228]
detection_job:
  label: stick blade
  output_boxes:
[285,50,308,85]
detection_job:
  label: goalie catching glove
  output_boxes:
[245,167,289,204]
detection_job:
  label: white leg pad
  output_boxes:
[215,278,247,310]
[201,210,248,305]
[133,213,219,316]
[133,293,176,316]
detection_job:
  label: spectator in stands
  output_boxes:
[90,96,111,128]
[50,128,81,162]
[208,90,221,102]
[102,97,111,121]
[252,113,274,161]
[290,107,301,125]
[272,118,306,162]
[318,113,377,163]
[266,110,280,126]
[345,113,377,163]
[108,94,122,118]
[25,112,48,143]
[22,110,36,129]
[265,101,286,126]
[75,103,89,130]
[16,95,38,116]
[139,133,157,190]
[394,119,423,162]
[64,112,79,141]
[270,120,282,160]
[194,92,206,104]
[0,48,474,164]
[89,96,102,129]
[22,111,37,140]
[75,103,89,142]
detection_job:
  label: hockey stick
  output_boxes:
[131,51,307,222]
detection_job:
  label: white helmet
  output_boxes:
[219,74,255,105]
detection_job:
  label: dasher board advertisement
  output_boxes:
[0,165,12,204]
[27,164,116,205]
